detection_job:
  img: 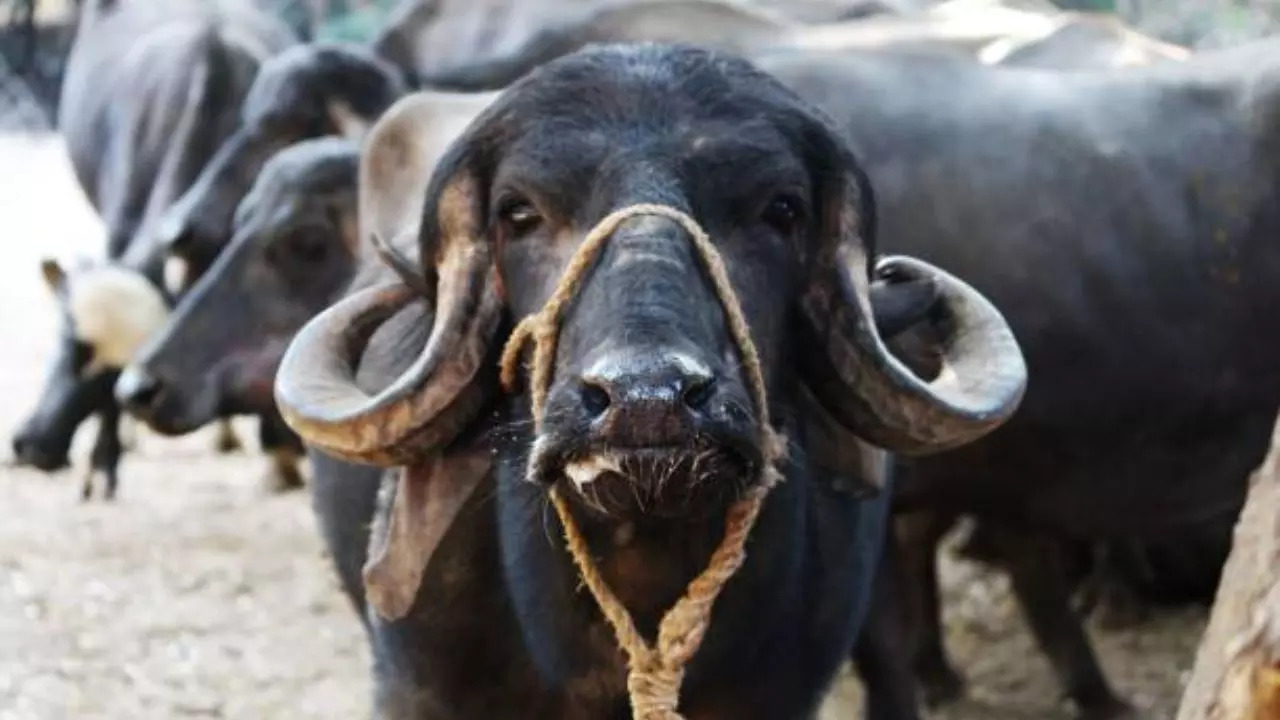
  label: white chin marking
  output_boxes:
[564,453,621,491]
[68,265,170,369]
[163,256,188,296]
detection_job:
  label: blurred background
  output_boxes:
[3,0,1278,134]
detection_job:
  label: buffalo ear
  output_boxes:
[40,258,66,294]
[363,444,491,621]
[327,99,371,141]
[358,91,494,270]
[797,385,889,499]
[870,274,938,340]
[337,203,362,258]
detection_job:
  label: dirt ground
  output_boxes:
[0,134,1207,719]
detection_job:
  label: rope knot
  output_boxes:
[628,658,686,720]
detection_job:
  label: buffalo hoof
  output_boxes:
[918,662,966,706]
[79,468,119,503]
[261,450,305,494]
[214,420,244,454]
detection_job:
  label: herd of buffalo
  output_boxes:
[8,0,1280,717]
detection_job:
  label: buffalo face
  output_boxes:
[116,138,360,435]
[155,44,404,296]
[273,44,1027,520]
[12,259,168,469]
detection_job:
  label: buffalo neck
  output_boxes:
[492,403,810,706]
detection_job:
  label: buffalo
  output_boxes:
[352,26,1196,720]
[369,0,904,86]
[381,0,1186,92]
[117,92,489,444]
[274,43,1026,718]
[108,43,405,489]
[153,42,407,298]
[755,39,1280,718]
[118,137,362,438]
[10,0,295,499]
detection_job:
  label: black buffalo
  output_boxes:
[152,42,406,298]
[274,44,1025,718]
[379,0,1185,92]
[110,44,406,487]
[758,42,1280,719]
[369,0,906,87]
[10,0,294,499]
[116,90,488,445]
[118,138,361,438]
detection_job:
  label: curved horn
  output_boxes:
[803,247,1027,455]
[274,237,502,466]
[274,89,508,466]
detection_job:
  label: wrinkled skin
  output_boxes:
[286,44,1023,719]
[762,43,1280,719]
[119,138,361,435]
[156,43,405,296]
[11,0,294,498]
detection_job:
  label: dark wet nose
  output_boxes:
[115,366,165,419]
[579,351,716,445]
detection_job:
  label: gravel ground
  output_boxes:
[0,135,1208,719]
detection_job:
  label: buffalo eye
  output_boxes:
[497,195,543,238]
[283,232,329,265]
[761,194,804,236]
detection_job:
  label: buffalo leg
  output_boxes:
[897,510,965,705]
[1000,531,1136,720]
[259,412,304,492]
[87,406,122,501]
[213,418,243,454]
[853,534,922,720]
[1074,541,1149,631]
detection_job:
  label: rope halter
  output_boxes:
[499,203,787,719]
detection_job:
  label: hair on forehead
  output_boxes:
[243,42,407,124]
[234,137,360,229]
[260,136,361,195]
[66,265,169,370]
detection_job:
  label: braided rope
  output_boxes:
[499,204,786,719]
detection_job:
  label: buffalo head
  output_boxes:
[154,43,405,296]
[274,44,1026,521]
[116,138,361,435]
[12,259,167,469]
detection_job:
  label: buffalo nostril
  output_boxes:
[682,376,716,411]
[580,381,612,417]
[116,368,164,415]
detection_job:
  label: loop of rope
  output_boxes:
[500,204,787,719]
